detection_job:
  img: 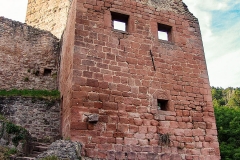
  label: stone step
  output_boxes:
[33,145,48,152]
[15,157,35,160]
[32,142,51,147]
[29,151,42,157]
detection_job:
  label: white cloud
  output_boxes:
[184,0,230,11]
[183,0,240,87]
[0,0,28,22]
[207,49,240,88]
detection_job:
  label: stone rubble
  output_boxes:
[37,140,82,160]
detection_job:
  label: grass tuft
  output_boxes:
[0,89,60,100]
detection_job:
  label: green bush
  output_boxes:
[0,146,18,159]
[0,115,30,147]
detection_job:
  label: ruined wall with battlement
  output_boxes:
[0,17,59,90]
[0,16,61,143]
[58,0,220,159]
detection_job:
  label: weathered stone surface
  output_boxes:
[37,140,82,160]
[88,114,99,122]
[26,0,72,38]
[0,97,60,141]
[0,17,59,90]
[58,0,220,159]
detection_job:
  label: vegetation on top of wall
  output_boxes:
[0,89,60,100]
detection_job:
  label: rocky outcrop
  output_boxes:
[37,140,82,160]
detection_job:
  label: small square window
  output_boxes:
[44,68,52,76]
[111,12,129,32]
[157,99,168,111]
[158,23,172,41]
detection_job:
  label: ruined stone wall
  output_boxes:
[26,0,72,38]
[0,17,59,90]
[0,97,60,141]
[60,0,220,159]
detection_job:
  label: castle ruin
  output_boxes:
[0,0,220,159]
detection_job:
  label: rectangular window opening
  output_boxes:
[158,23,172,41]
[157,99,168,111]
[111,12,129,32]
[44,68,52,76]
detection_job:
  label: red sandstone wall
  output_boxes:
[26,0,71,38]
[0,17,59,90]
[59,0,76,138]
[61,0,220,159]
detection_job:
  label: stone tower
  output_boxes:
[26,0,71,38]
[26,0,221,159]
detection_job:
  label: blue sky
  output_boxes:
[182,0,240,88]
[0,0,239,88]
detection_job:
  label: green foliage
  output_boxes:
[5,148,17,157]
[0,146,18,160]
[0,115,30,147]
[6,122,20,134]
[5,122,29,146]
[211,87,240,107]
[0,115,6,121]
[227,88,240,106]
[211,87,226,106]
[40,155,59,160]
[214,106,240,160]
[212,87,240,159]
[0,89,60,100]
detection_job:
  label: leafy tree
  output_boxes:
[211,87,226,106]
[227,88,240,106]
[212,87,240,159]
[214,106,240,160]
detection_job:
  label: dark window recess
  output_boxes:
[158,23,172,41]
[111,12,129,32]
[34,70,40,76]
[157,99,168,111]
[44,69,52,76]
